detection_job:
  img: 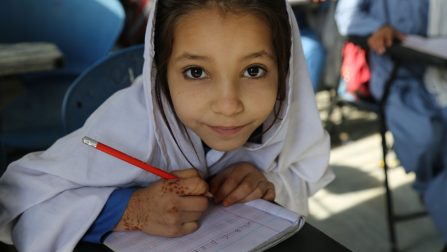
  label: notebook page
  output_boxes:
[104,200,304,252]
[245,199,300,224]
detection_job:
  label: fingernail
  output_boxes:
[223,200,231,207]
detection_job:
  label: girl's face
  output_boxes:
[167,6,278,152]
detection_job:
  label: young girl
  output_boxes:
[0,0,334,250]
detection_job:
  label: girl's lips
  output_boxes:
[208,125,246,136]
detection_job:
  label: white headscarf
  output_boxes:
[424,0,447,107]
[0,1,333,251]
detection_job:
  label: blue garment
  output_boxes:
[300,27,326,91]
[294,9,326,92]
[336,0,447,242]
[82,187,137,243]
[386,82,447,242]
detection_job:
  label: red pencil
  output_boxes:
[82,136,177,179]
[82,136,213,197]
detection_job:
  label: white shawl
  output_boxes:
[0,0,333,251]
[424,0,447,107]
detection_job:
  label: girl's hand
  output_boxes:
[209,162,275,207]
[368,25,405,55]
[114,168,209,237]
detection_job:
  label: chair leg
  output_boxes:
[379,63,402,252]
[324,89,341,139]
[379,117,398,252]
[323,90,336,124]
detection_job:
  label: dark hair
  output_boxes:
[153,0,291,161]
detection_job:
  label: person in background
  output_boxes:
[335,0,447,249]
[293,0,328,92]
[294,0,326,92]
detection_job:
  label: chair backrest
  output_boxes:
[0,0,125,74]
[62,44,144,133]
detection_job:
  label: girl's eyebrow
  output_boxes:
[173,50,274,63]
[174,53,210,62]
[242,50,275,61]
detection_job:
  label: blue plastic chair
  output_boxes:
[0,0,125,74]
[62,44,144,134]
[0,0,125,173]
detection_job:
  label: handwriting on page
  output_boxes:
[190,221,253,252]
[105,201,299,252]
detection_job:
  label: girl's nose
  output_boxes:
[211,81,243,116]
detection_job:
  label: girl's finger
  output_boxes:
[178,195,209,212]
[213,173,248,203]
[162,222,200,237]
[139,220,197,238]
[221,175,261,205]
[208,171,228,196]
[179,211,205,223]
[172,168,201,178]
[231,184,265,204]
[225,180,275,205]
[262,187,276,201]
[179,222,199,236]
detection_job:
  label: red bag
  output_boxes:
[340,42,372,100]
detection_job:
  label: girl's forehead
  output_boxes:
[174,5,270,31]
[173,9,271,45]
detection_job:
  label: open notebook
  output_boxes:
[104,199,305,252]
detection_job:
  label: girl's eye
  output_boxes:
[244,66,267,78]
[183,67,208,79]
